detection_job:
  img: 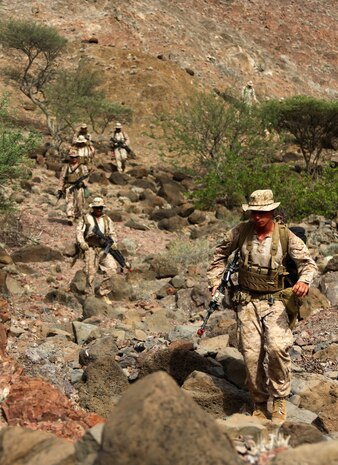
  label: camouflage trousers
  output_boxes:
[237,298,293,403]
[84,247,117,296]
[114,148,127,173]
[65,187,85,220]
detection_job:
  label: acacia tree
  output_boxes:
[0,94,39,211]
[0,19,67,142]
[47,64,132,135]
[158,91,277,207]
[261,96,338,175]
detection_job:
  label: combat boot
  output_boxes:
[252,402,270,420]
[272,397,287,424]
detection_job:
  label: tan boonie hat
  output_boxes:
[69,151,79,158]
[242,189,280,212]
[115,122,122,128]
[89,197,106,208]
[247,80,253,86]
[76,135,87,144]
[80,123,88,129]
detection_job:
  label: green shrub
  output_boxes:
[163,238,212,268]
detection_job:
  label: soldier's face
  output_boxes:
[92,207,103,217]
[251,210,273,229]
[71,157,79,164]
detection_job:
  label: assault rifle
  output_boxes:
[68,174,89,194]
[92,224,131,271]
[197,250,240,337]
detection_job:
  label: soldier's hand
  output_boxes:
[292,281,309,298]
[211,285,218,296]
[80,242,89,251]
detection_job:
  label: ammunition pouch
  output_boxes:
[86,235,103,248]
[276,288,302,330]
[66,172,81,183]
[238,265,285,293]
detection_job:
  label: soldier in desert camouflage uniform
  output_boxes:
[58,152,89,225]
[73,135,95,169]
[76,197,118,301]
[207,190,317,423]
[110,122,131,173]
[72,123,92,144]
[242,81,258,106]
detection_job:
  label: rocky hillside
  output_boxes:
[0,1,338,464]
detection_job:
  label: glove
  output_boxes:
[79,242,89,251]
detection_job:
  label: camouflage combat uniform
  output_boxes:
[76,212,118,296]
[242,82,257,106]
[207,221,317,404]
[111,130,130,173]
[59,161,88,222]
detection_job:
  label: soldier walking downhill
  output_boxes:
[242,81,258,106]
[76,197,118,301]
[110,122,131,173]
[207,190,317,423]
[58,152,89,225]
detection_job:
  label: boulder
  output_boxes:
[82,296,123,320]
[89,171,109,185]
[319,271,338,305]
[280,421,326,448]
[0,426,75,465]
[291,372,338,413]
[70,270,87,295]
[75,423,104,465]
[150,207,177,221]
[93,372,241,465]
[182,370,248,418]
[157,216,188,231]
[188,210,206,225]
[12,245,63,263]
[324,254,338,272]
[138,348,225,385]
[77,356,129,417]
[217,347,247,390]
[45,290,81,310]
[299,287,331,319]
[196,335,230,357]
[73,321,100,345]
[0,247,13,265]
[269,440,338,465]
[108,172,129,185]
[313,400,338,434]
[79,336,119,366]
[106,275,133,301]
[157,180,186,206]
[150,256,179,278]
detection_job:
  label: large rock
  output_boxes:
[299,287,331,319]
[280,421,326,448]
[324,254,338,272]
[11,245,63,263]
[157,215,188,231]
[1,375,102,441]
[182,370,249,418]
[217,347,247,390]
[93,372,241,465]
[79,336,118,366]
[0,247,13,265]
[75,423,104,465]
[0,426,75,465]
[319,271,338,305]
[138,348,224,385]
[77,356,129,417]
[313,400,338,434]
[269,440,338,465]
[150,256,179,278]
[82,296,123,319]
[157,180,186,206]
[106,274,132,301]
[291,372,338,413]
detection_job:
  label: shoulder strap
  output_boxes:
[278,222,289,260]
[237,221,254,268]
[103,215,109,236]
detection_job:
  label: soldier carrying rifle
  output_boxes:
[58,151,89,225]
[110,122,134,173]
[76,197,128,302]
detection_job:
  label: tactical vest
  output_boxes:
[237,221,289,293]
[83,214,110,247]
[66,164,85,184]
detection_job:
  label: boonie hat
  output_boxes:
[89,197,106,208]
[115,122,122,128]
[69,151,79,158]
[247,80,253,86]
[76,135,87,144]
[80,123,88,129]
[242,190,280,212]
